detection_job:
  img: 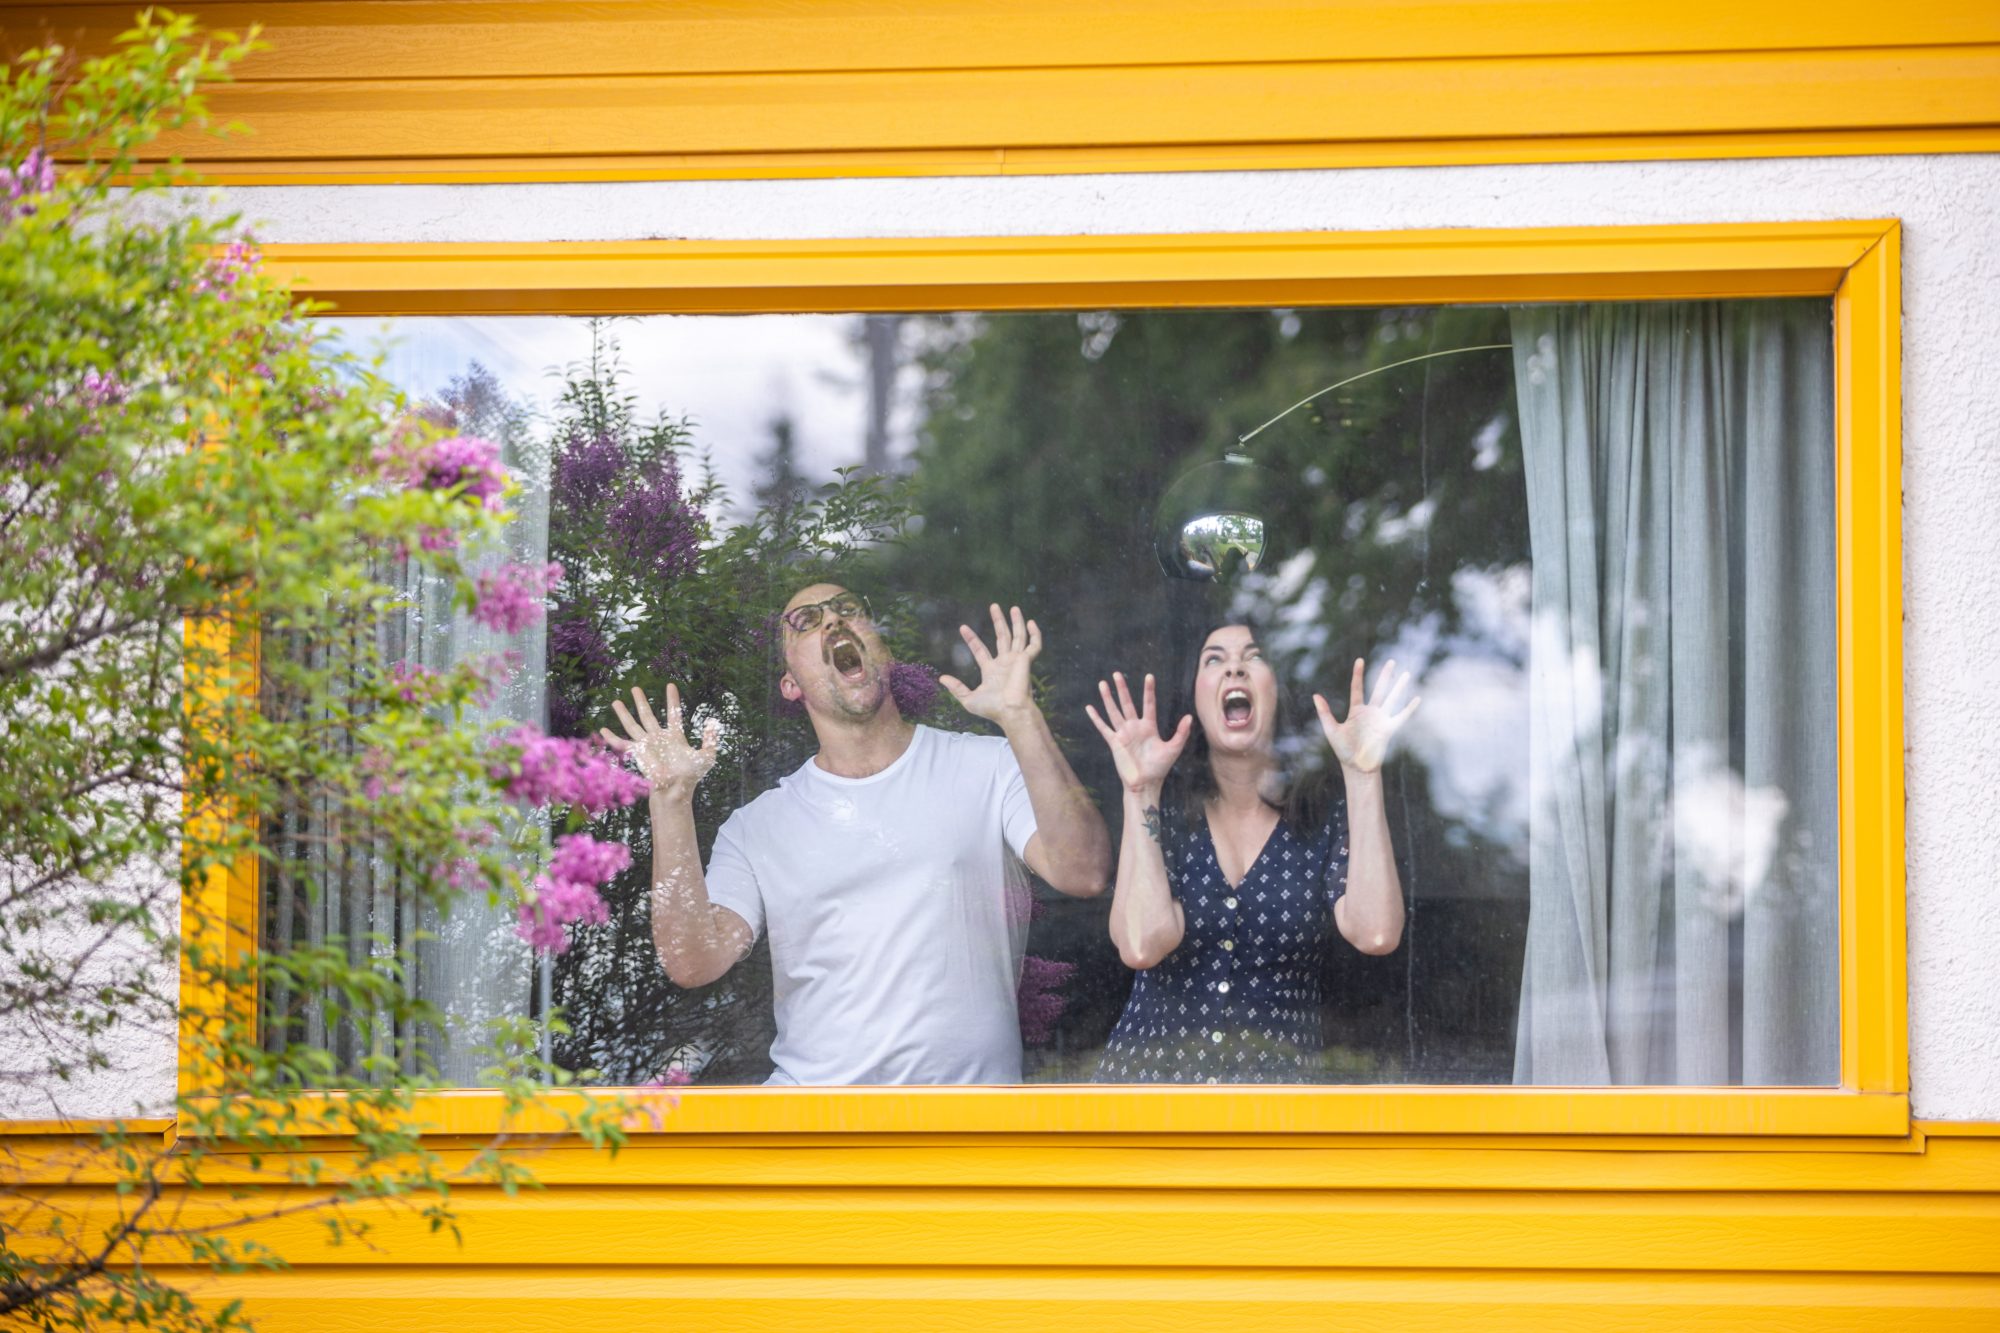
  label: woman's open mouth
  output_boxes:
[1221,687,1254,729]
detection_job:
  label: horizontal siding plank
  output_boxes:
[25,1136,2000,1193]
[159,46,2000,164]
[138,1265,2000,1333]
[8,1,2000,81]
[19,1185,2000,1274]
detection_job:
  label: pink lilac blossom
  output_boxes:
[1,149,55,222]
[388,660,449,705]
[1016,955,1076,1046]
[624,1069,689,1129]
[418,525,457,553]
[547,831,632,887]
[472,560,564,633]
[357,746,404,801]
[40,368,129,438]
[491,724,649,815]
[193,239,259,300]
[515,833,630,953]
[437,856,488,894]
[431,824,499,895]
[77,369,126,408]
[404,434,509,507]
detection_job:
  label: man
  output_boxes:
[602,584,1111,1085]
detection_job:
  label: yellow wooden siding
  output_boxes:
[3,2,2000,180]
[9,1132,2000,1329]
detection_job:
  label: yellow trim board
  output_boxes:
[266,223,1891,316]
[1835,226,1908,1096]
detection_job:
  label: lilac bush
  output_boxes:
[0,19,656,1328]
[606,456,702,584]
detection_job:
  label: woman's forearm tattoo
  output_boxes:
[1141,804,1164,848]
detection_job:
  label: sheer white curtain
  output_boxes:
[1510,300,1838,1086]
[400,430,548,1084]
[264,389,548,1086]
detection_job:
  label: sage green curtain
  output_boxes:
[1510,300,1838,1087]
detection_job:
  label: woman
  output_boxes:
[1085,625,1419,1083]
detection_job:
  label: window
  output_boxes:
[226,224,1904,1135]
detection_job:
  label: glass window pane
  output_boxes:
[263,299,1837,1089]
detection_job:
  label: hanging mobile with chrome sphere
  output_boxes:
[1149,342,1509,582]
[1151,449,1284,580]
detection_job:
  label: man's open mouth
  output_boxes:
[1221,687,1254,729]
[826,631,867,682]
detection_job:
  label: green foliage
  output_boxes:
[0,16,640,1330]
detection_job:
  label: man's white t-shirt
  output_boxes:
[704,724,1039,1085]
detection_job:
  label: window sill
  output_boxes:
[231,1085,1909,1141]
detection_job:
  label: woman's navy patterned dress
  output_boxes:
[1095,799,1350,1084]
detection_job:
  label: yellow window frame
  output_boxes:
[188,219,1906,1141]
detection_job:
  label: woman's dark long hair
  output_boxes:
[1166,619,1337,835]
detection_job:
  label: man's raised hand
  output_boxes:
[940,603,1042,726]
[1085,671,1192,794]
[602,684,721,799]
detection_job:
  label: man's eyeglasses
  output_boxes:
[781,593,872,634]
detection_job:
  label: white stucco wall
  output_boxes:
[21,153,1997,1122]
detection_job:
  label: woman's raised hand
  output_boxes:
[1085,671,1193,794]
[1314,658,1420,775]
[602,684,721,799]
